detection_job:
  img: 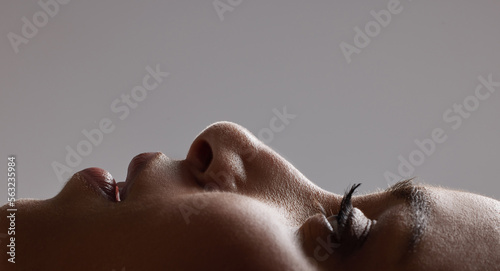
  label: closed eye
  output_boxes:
[326,183,372,255]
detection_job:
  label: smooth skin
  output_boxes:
[1,122,499,270]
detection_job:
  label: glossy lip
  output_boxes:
[119,152,161,200]
[77,167,119,202]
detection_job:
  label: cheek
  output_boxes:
[239,147,312,200]
[112,193,307,269]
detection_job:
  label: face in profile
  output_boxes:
[1,122,499,270]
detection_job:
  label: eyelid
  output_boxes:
[332,183,361,237]
[326,210,369,256]
[326,215,342,243]
[345,208,375,243]
[325,183,375,254]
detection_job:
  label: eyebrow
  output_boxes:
[385,179,432,255]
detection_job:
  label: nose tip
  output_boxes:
[186,121,258,192]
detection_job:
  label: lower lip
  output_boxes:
[78,167,118,202]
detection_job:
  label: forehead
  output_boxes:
[406,188,500,270]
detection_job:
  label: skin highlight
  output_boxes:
[0,121,498,270]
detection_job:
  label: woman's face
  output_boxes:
[2,122,499,270]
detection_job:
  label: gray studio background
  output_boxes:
[1,0,499,201]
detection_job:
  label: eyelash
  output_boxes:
[327,183,361,243]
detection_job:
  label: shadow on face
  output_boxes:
[1,122,499,270]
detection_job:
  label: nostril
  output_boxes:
[189,139,213,173]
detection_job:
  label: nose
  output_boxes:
[186,121,259,192]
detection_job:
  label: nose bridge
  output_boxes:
[187,122,259,191]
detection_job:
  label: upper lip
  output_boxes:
[119,152,161,200]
